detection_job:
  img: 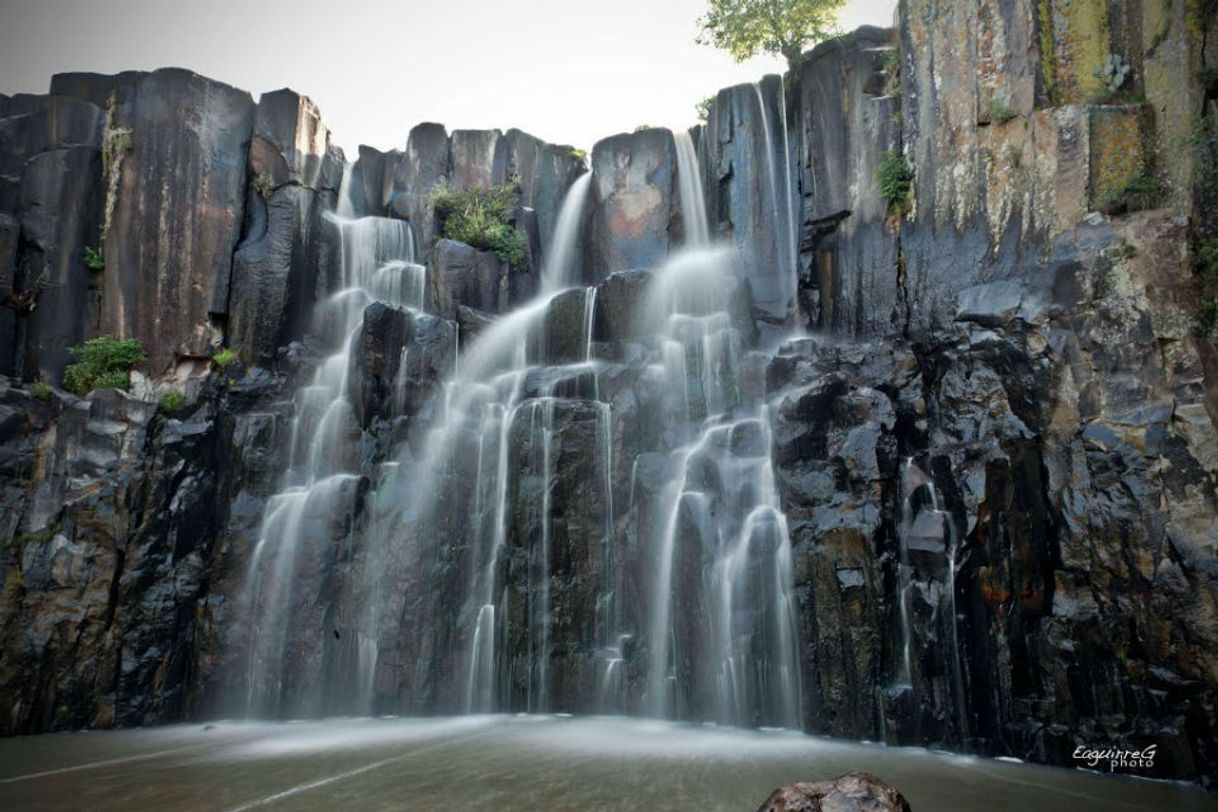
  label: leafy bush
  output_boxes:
[570,148,588,163]
[695,95,715,123]
[634,124,654,132]
[431,180,529,273]
[159,390,185,413]
[62,335,146,396]
[877,150,914,208]
[30,379,53,401]
[83,246,105,270]
[213,348,239,368]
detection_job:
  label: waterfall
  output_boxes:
[641,247,802,727]
[752,81,799,322]
[673,131,709,247]
[240,164,421,717]
[235,132,801,731]
[541,172,591,293]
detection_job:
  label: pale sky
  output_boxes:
[0,0,896,154]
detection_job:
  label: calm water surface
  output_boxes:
[0,715,1213,811]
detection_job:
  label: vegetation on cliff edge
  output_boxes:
[431,180,529,273]
[63,335,147,396]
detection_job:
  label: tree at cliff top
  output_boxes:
[695,0,846,67]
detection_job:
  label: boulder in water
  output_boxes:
[755,771,911,812]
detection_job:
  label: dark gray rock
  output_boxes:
[353,145,400,218]
[593,269,650,344]
[80,68,255,371]
[449,129,501,192]
[229,89,340,364]
[390,122,449,251]
[756,771,912,812]
[248,89,339,191]
[15,145,102,379]
[588,128,676,280]
[705,76,801,325]
[350,302,411,428]
[426,238,507,318]
[349,303,458,428]
[794,29,899,334]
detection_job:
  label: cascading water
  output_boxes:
[751,80,799,324]
[237,123,801,731]
[673,131,709,246]
[240,169,422,717]
[541,171,592,293]
[896,458,968,738]
[640,248,801,727]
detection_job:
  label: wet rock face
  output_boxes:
[794,28,899,335]
[0,373,294,732]
[588,129,677,280]
[0,0,1214,790]
[349,302,457,427]
[756,771,912,812]
[427,238,508,319]
[766,213,1218,780]
[52,68,256,372]
[704,77,799,325]
[0,95,105,379]
[229,90,342,365]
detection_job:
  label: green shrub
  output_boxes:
[431,180,529,273]
[251,172,273,198]
[695,95,715,123]
[212,347,239,368]
[882,49,901,97]
[13,526,54,545]
[878,150,914,208]
[1098,172,1164,214]
[634,124,654,132]
[30,379,53,401]
[987,95,1016,124]
[62,335,146,396]
[83,246,105,270]
[159,389,185,413]
[1199,298,1218,334]
[570,148,588,163]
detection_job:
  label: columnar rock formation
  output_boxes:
[1,0,1216,789]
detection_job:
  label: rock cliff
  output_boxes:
[1,0,1216,788]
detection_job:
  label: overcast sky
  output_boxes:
[0,0,896,154]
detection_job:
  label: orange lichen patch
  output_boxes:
[979,569,1012,607]
[1089,106,1145,208]
[1047,0,1112,104]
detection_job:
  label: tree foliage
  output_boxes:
[695,0,847,67]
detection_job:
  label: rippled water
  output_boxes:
[1,716,1212,811]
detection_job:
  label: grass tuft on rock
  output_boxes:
[878,150,913,210]
[212,348,239,369]
[159,389,185,413]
